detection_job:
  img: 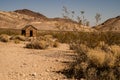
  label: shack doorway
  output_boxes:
[30,30,33,37]
[22,30,26,36]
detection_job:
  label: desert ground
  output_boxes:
[0,41,74,80]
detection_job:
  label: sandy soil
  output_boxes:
[0,42,74,80]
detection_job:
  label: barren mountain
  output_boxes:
[95,16,120,32]
[14,9,47,21]
[0,9,94,32]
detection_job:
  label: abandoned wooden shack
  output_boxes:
[21,25,38,37]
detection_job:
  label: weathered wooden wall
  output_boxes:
[25,26,37,37]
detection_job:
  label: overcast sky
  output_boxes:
[0,0,120,26]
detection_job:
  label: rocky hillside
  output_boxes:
[0,9,94,32]
[0,10,34,29]
[95,16,120,32]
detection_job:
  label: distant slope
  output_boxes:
[0,10,34,29]
[0,9,94,32]
[95,16,120,32]
[14,9,47,21]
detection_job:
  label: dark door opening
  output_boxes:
[30,30,33,37]
[22,30,26,36]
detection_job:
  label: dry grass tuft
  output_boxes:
[111,45,120,57]
[53,41,60,47]
[88,49,106,67]
[105,53,116,68]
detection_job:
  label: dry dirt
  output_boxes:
[0,42,75,80]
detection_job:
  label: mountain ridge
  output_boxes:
[14,9,48,21]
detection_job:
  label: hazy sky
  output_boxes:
[0,0,120,26]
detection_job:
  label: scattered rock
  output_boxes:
[19,73,25,77]
[55,59,59,62]
[46,69,50,72]
[32,64,37,67]
[20,63,27,67]
[30,72,37,77]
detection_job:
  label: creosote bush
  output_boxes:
[26,35,59,49]
[26,40,49,49]
[53,31,120,47]
[55,31,120,80]
[63,43,120,80]
[53,41,60,48]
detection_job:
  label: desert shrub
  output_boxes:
[14,39,20,44]
[25,34,59,49]
[62,42,120,80]
[47,38,59,48]
[0,34,10,42]
[53,31,75,43]
[105,53,116,68]
[26,40,49,49]
[100,32,120,45]
[53,31,120,46]
[37,34,59,48]
[35,31,120,46]
[111,45,120,56]
[52,31,120,79]
[39,40,49,49]
[22,31,120,79]
[53,41,59,47]
[10,35,26,41]
[87,49,106,67]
